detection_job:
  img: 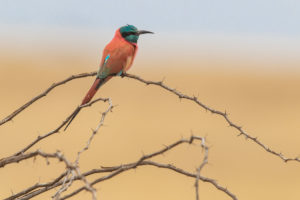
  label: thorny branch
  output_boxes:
[0,71,97,126]
[54,98,113,199]
[0,71,298,162]
[13,97,109,156]
[0,150,69,169]
[0,98,111,200]
[5,136,237,200]
[121,73,300,163]
[3,98,113,200]
[1,70,298,199]
[195,137,209,200]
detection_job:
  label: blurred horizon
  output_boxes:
[2,24,300,73]
[1,0,300,72]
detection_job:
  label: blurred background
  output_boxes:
[1,0,300,199]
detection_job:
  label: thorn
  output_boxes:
[189,136,194,144]
[190,130,194,137]
[46,157,50,165]
[33,156,37,163]
[180,134,184,140]
[178,96,182,102]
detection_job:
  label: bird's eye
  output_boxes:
[121,31,137,38]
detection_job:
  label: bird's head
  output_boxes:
[119,25,153,43]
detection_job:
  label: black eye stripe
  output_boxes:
[121,31,137,37]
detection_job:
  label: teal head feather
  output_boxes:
[119,25,154,43]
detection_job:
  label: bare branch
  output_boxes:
[194,136,209,200]
[75,98,113,165]
[4,172,67,200]
[1,70,298,162]
[121,73,300,163]
[61,160,237,200]
[144,161,237,200]
[0,150,69,168]
[1,70,297,200]
[0,71,97,126]
[12,97,109,156]
[54,98,113,199]
[5,136,236,200]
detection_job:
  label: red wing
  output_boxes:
[98,41,136,77]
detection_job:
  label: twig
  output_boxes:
[12,97,109,156]
[5,136,237,200]
[194,136,209,200]
[54,98,113,199]
[75,98,113,165]
[61,160,237,200]
[0,72,97,126]
[4,172,67,200]
[61,136,235,200]
[121,73,300,163]
[1,71,298,162]
[1,150,68,168]
[61,135,236,200]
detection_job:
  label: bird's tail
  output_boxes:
[64,106,81,131]
[64,77,107,131]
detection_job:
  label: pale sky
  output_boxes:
[1,0,300,71]
[0,0,300,36]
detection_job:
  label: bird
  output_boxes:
[64,25,153,131]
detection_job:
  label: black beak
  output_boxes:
[137,30,154,35]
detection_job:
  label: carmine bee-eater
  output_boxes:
[64,25,153,131]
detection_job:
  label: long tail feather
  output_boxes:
[64,107,81,131]
[81,78,103,105]
[64,78,104,131]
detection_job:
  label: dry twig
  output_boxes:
[5,136,237,200]
[121,73,300,163]
[1,71,297,162]
[1,70,298,200]
[194,137,209,200]
[13,97,109,156]
[0,72,97,126]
